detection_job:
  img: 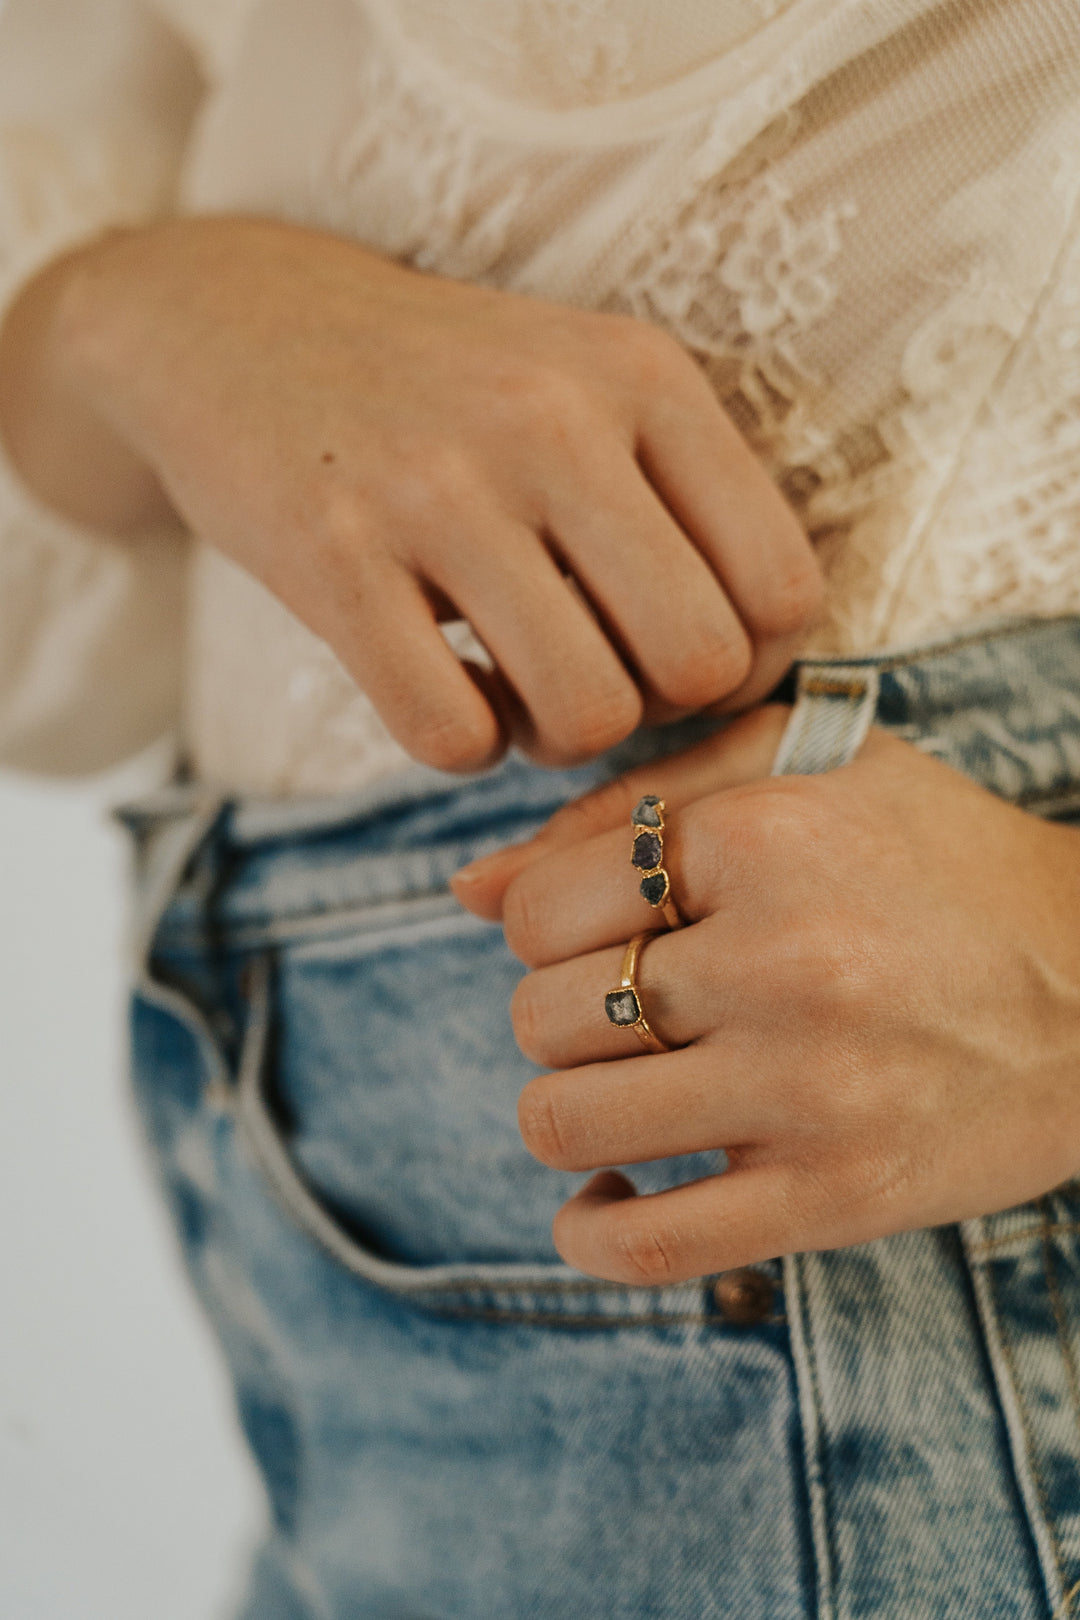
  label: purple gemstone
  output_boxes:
[632,831,663,871]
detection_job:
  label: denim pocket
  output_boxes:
[231,898,734,1327]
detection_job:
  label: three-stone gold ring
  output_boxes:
[630,795,683,930]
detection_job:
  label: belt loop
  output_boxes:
[771,663,880,777]
[125,794,227,972]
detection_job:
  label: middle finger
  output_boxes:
[503,799,724,969]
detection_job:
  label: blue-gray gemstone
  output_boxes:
[632,831,663,871]
[632,795,663,828]
[640,871,669,907]
[605,988,641,1027]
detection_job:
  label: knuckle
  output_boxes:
[539,684,644,767]
[406,707,499,773]
[797,1146,915,1243]
[757,914,877,1053]
[651,626,754,708]
[611,1219,678,1287]
[516,1082,570,1166]
[545,778,636,843]
[501,878,547,965]
[748,781,830,857]
[610,315,687,381]
[510,978,552,1066]
[801,919,876,1010]
[754,553,826,638]
[498,362,589,430]
[313,488,374,570]
[384,439,476,525]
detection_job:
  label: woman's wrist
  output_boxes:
[35,215,423,533]
[0,225,176,533]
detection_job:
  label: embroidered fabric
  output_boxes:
[516,0,635,103]
[2,0,1080,792]
[324,50,530,282]
[364,0,806,114]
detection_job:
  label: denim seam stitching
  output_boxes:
[1041,1200,1080,1442]
[403,1279,697,1296]
[985,1245,1071,1607]
[416,1306,786,1327]
[1017,791,1080,814]
[157,889,467,954]
[786,1253,838,1620]
[807,615,1080,674]
[1041,1199,1080,1613]
[968,1222,1080,1256]
[802,1274,840,1618]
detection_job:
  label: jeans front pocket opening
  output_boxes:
[234,953,729,1327]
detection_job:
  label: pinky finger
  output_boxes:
[552,1164,800,1286]
[329,570,507,773]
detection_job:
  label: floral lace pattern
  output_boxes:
[719,182,852,338]
[520,0,634,102]
[323,50,527,282]
[887,216,1080,647]
[617,170,855,479]
[7,0,1080,790]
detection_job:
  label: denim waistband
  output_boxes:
[791,614,1080,812]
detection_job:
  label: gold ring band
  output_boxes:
[630,796,683,930]
[603,931,670,1053]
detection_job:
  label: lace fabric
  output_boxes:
[364,0,807,114]
[178,0,1080,792]
[2,0,1080,791]
[592,0,1080,655]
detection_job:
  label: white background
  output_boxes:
[0,762,263,1620]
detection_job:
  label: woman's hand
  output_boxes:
[0,216,822,771]
[452,709,1080,1283]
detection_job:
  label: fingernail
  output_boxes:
[578,1170,637,1201]
[453,847,518,885]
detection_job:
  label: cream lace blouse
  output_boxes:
[2,0,1079,791]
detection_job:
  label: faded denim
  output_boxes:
[122,616,1080,1620]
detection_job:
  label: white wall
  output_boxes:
[0,763,263,1620]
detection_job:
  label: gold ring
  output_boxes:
[630,795,683,930]
[604,931,670,1053]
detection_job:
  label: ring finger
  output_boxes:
[511,926,736,1070]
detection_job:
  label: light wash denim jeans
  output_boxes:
[122,616,1080,1620]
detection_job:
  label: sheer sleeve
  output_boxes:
[0,0,203,774]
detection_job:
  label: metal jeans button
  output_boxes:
[713,1269,774,1325]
